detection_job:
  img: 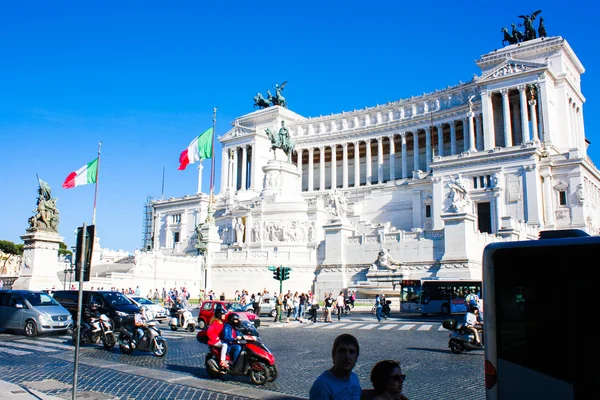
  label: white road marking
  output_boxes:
[359,324,380,330]
[0,346,32,356]
[417,325,433,331]
[399,324,415,330]
[0,342,58,352]
[438,325,449,331]
[323,323,344,329]
[341,324,364,330]
[20,339,75,350]
[378,324,396,330]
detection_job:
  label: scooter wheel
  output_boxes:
[267,364,278,382]
[249,361,271,385]
[205,360,220,379]
[170,326,178,331]
[187,324,196,333]
[119,336,134,355]
[449,341,464,354]
[153,338,168,357]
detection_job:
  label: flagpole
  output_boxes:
[92,142,102,225]
[209,107,217,201]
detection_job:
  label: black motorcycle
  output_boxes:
[72,314,116,350]
[117,315,167,357]
[443,318,484,354]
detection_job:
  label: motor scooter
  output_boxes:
[443,318,484,354]
[117,314,168,357]
[197,316,277,385]
[169,307,196,332]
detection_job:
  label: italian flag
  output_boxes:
[178,127,213,171]
[62,158,98,189]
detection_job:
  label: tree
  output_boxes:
[0,240,22,256]
[58,242,72,257]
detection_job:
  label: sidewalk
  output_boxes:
[0,381,61,400]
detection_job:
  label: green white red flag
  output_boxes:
[178,127,213,170]
[62,158,98,189]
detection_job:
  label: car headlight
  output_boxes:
[115,311,128,317]
[39,314,50,322]
[67,314,73,320]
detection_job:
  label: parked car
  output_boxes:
[245,298,277,318]
[0,290,73,337]
[197,300,260,330]
[129,296,168,323]
[52,290,140,329]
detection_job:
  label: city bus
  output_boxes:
[483,229,599,399]
[419,279,481,315]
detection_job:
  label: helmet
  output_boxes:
[227,313,241,327]
[214,307,226,319]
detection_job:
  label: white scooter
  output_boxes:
[169,307,196,332]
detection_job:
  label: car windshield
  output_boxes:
[226,302,247,312]
[24,293,60,307]
[134,297,153,305]
[104,292,134,306]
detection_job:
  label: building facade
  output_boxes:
[145,36,599,300]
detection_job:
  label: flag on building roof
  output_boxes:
[62,158,98,189]
[178,127,213,170]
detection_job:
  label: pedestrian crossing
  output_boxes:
[262,321,450,332]
[0,325,193,357]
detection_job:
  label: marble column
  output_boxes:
[437,124,444,157]
[354,141,360,188]
[450,122,457,155]
[342,143,349,189]
[228,149,235,191]
[308,148,314,192]
[468,112,476,152]
[462,118,469,152]
[331,144,337,189]
[481,90,496,150]
[297,148,303,191]
[250,142,257,190]
[424,127,431,171]
[413,131,420,172]
[388,135,396,181]
[518,86,531,143]
[241,145,247,191]
[475,115,483,151]
[529,99,539,141]
[401,133,408,179]
[501,88,513,147]
[377,137,384,184]
[232,147,239,191]
[319,146,325,191]
[366,139,372,185]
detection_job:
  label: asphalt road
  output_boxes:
[0,311,485,399]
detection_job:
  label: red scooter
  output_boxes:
[197,316,277,385]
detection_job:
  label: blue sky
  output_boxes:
[1,1,598,252]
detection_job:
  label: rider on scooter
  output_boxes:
[222,313,246,367]
[206,307,228,368]
[81,302,100,338]
[464,305,483,346]
[170,296,185,326]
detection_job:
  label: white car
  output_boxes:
[129,296,168,323]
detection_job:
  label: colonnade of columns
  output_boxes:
[223,144,255,192]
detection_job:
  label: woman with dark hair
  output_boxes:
[361,359,408,400]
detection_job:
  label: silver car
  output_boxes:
[0,290,73,337]
[129,296,169,323]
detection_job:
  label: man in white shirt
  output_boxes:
[335,291,345,321]
[464,306,483,346]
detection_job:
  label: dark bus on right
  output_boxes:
[483,229,599,399]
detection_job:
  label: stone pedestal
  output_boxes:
[12,231,63,291]
[441,212,477,262]
[261,158,305,204]
[322,218,356,288]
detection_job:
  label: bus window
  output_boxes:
[419,280,482,315]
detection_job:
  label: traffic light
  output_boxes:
[273,267,281,281]
[282,267,291,280]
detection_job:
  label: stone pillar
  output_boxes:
[475,115,483,151]
[354,141,360,188]
[196,161,203,194]
[322,219,355,270]
[518,85,531,143]
[319,146,325,191]
[342,143,349,189]
[250,141,257,190]
[366,139,372,185]
[468,112,476,152]
[462,118,469,152]
[529,99,539,141]
[401,133,408,179]
[228,149,235,192]
[481,90,496,150]
[450,122,457,155]
[536,81,548,142]
[308,148,314,192]
[436,124,444,157]
[541,169,555,227]
[232,147,239,191]
[501,88,513,147]
[331,144,337,189]
[388,135,396,181]
[377,137,384,184]
[413,131,420,172]
[424,127,431,171]
[440,212,480,265]
[12,231,64,291]
[241,145,248,191]
[297,148,303,191]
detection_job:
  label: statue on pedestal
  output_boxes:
[446,175,471,213]
[27,177,59,233]
[371,250,401,271]
[265,120,296,163]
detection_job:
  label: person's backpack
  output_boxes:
[467,293,478,306]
